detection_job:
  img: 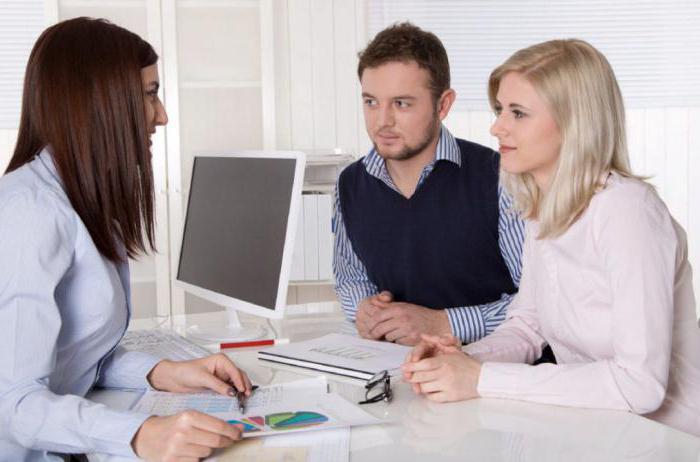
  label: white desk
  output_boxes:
[90,309,700,461]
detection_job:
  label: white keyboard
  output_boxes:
[120,329,211,361]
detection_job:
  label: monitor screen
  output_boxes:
[177,155,301,312]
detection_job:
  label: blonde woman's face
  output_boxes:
[490,72,561,189]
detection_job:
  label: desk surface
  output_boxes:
[91,309,700,461]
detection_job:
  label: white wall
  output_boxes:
[273,0,370,304]
[273,0,370,157]
[0,129,18,173]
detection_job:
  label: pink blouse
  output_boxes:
[465,173,700,437]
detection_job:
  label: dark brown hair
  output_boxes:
[6,17,158,262]
[357,22,451,104]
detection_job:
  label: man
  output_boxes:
[333,22,525,346]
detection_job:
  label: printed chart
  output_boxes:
[132,377,380,439]
[309,345,379,360]
[133,385,282,416]
[228,411,329,433]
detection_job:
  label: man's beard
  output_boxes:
[374,117,440,161]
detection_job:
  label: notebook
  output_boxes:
[257,333,411,380]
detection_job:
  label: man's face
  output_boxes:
[361,61,440,161]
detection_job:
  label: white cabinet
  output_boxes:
[290,154,353,285]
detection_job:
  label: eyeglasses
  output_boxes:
[358,370,392,405]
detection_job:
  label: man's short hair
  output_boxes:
[357,22,451,104]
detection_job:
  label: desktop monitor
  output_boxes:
[176,151,306,341]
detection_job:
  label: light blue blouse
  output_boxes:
[0,149,160,460]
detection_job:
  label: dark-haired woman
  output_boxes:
[0,18,251,461]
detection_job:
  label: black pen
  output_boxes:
[236,385,259,414]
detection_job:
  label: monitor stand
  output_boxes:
[186,306,267,343]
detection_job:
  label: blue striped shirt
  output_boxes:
[332,126,525,343]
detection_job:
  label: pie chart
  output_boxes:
[266,411,329,430]
[227,411,329,433]
[227,416,263,433]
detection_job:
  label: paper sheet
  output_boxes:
[133,376,327,415]
[211,427,349,462]
[264,428,350,462]
[212,438,308,462]
[132,376,379,438]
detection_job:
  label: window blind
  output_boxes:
[0,0,44,128]
[368,0,700,110]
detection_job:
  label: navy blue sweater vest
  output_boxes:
[338,139,516,309]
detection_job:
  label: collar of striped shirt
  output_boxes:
[361,125,462,187]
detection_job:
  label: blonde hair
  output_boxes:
[489,39,641,238]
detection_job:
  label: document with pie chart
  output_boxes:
[132,376,380,438]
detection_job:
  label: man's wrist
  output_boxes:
[444,306,487,344]
[435,308,455,338]
[437,309,451,333]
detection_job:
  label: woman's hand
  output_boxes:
[407,333,462,362]
[402,333,462,391]
[147,353,252,397]
[402,351,482,403]
[132,411,243,462]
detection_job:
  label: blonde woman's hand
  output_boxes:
[402,333,462,392]
[402,351,481,402]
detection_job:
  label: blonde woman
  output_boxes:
[402,39,700,437]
